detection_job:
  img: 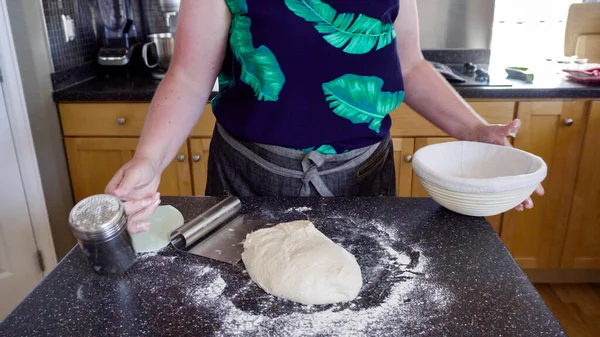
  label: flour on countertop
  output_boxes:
[76,285,84,300]
[180,218,453,336]
[187,266,227,300]
[284,206,312,213]
[135,252,176,267]
[131,212,454,336]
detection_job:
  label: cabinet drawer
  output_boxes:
[60,103,217,137]
[60,103,150,136]
[389,101,516,137]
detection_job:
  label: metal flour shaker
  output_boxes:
[68,194,137,275]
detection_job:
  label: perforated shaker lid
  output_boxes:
[68,194,127,241]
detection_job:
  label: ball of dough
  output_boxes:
[241,220,362,305]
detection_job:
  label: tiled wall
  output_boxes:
[43,0,168,90]
[43,0,99,73]
[140,0,169,34]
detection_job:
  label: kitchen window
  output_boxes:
[489,0,584,66]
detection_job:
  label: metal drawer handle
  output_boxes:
[563,118,574,127]
[404,155,413,163]
[116,117,126,125]
[176,154,185,162]
[192,155,201,162]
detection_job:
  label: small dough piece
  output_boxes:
[131,205,184,253]
[241,220,362,305]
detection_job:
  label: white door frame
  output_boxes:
[0,0,57,274]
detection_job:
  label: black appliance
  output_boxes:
[97,0,139,67]
[431,61,513,88]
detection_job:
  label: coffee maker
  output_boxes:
[97,0,140,67]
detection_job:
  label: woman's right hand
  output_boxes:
[105,157,162,233]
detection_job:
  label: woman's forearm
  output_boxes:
[132,0,230,172]
[402,59,488,140]
[134,69,215,172]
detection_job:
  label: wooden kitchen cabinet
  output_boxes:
[392,138,415,197]
[410,137,503,234]
[501,101,587,269]
[561,101,600,269]
[189,138,211,196]
[60,103,149,137]
[60,102,217,138]
[64,137,193,202]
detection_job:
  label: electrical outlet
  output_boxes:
[61,14,75,42]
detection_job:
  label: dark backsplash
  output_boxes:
[139,0,169,34]
[43,0,166,90]
[43,0,99,73]
[44,0,493,91]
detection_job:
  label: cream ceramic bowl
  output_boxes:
[411,141,547,216]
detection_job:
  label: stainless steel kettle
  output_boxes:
[142,33,174,75]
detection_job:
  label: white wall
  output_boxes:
[6,0,76,259]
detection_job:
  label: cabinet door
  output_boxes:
[501,101,586,269]
[392,138,415,197]
[411,137,456,197]
[561,101,600,269]
[189,138,211,196]
[411,137,503,234]
[65,138,192,202]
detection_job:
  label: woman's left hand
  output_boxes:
[470,119,545,211]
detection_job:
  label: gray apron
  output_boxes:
[205,124,396,197]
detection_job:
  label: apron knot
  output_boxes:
[300,151,332,197]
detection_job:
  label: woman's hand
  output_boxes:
[105,157,162,233]
[471,119,545,211]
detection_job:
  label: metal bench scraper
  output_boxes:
[169,196,267,265]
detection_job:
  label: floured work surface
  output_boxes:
[0,197,566,337]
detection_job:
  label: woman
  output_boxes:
[106,0,543,232]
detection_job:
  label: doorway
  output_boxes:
[0,0,57,320]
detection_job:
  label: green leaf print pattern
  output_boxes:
[322,74,404,133]
[300,144,338,154]
[285,0,396,54]
[211,73,234,110]
[225,0,248,15]
[226,2,285,101]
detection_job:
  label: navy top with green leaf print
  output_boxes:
[213,0,404,154]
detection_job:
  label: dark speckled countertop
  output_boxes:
[52,64,599,102]
[0,197,565,336]
[53,73,219,103]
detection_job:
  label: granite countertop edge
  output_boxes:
[53,87,600,103]
[53,88,219,103]
[52,76,600,103]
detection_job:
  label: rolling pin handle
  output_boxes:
[170,234,186,250]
